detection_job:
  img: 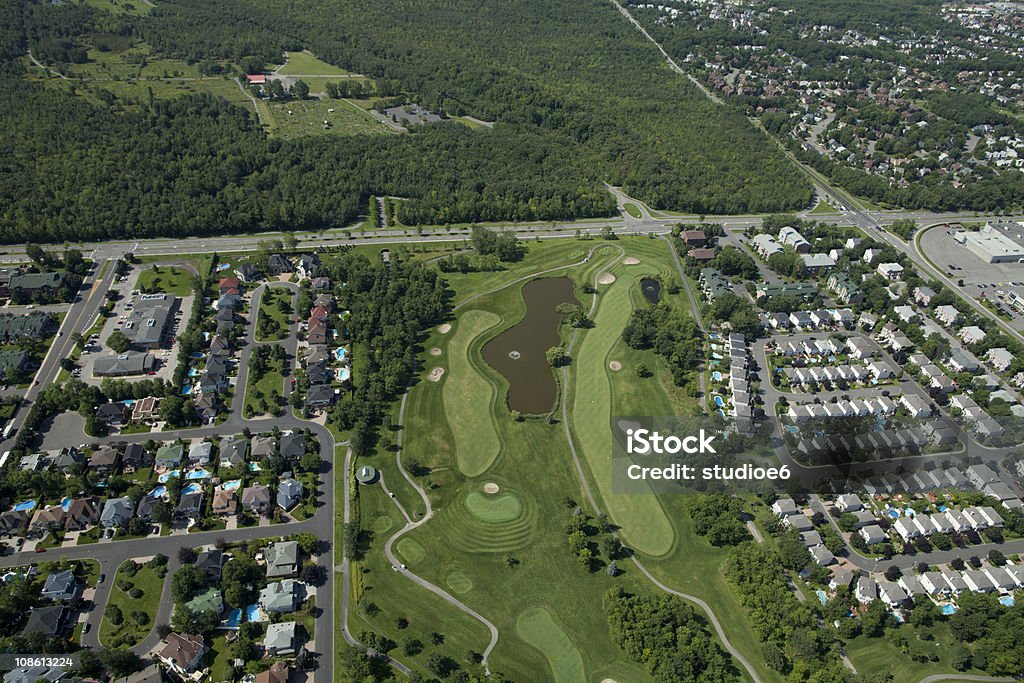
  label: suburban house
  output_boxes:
[23,605,69,637]
[175,492,204,521]
[277,478,303,511]
[40,570,79,602]
[63,497,101,532]
[265,540,300,578]
[876,262,905,280]
[100,497,134,528]
[242,484,272,515]
[259,578,305,614]
[264,621,299,656]
[157,633,207,676]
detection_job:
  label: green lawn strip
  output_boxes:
[464,492,522,522]
[622,203,642,219]
[514,607,586,683]
[135,265,194,296]
[809,199,838,215]
[569,263,674,557]
[268,98,393,139]
[442,310,503,476]
[82,0,152,14]
[99,560,163,648]
[276,51,356,76]
[256,287,291,342]
[843,621,975,682]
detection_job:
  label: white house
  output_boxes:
[859,524,887,545]
[893,517,921,541]
[987,347,1015,372]
[877,581,908,607]
[899,394,933,418]
[836,494,864,512]
[876,263,905,280]
[856,576,877,603]
[935,305,960,326]
[959,326,987,345]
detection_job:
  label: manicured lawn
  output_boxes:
[622,202,642,219]
[82,0,152,14]
[569,256,675,557]
[100,559,163,648]
[441,310,502,476]
[809,198,838,214]
[135,265,195,296]
[276,51,357,76]
[844,621,974,682]
[515,607,585,683]
[256,286,292,342]
[245,369,285,417]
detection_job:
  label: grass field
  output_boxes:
[275,51,357,76]
[99,560,162,648]
[515,607,586,683]
[623,202,642,218]
[135,265,194,296]
[244,366,285,418]
[569,257,675,557]
[464,491,522,522]
[442,310,502,477]
[809,199,838,214]
[256,286,292,342]
[82,0,151,15]
[266,98,393,139]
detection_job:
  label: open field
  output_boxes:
[623,202,642,219]
[441,310,502,476]
[82,0,152,15]
[266,97,394,139]
[256,286,292,342]
[135,265,194,296]
[515,607,586,683]
[275,52,358,76]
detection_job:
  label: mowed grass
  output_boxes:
[136,265,194,296]
[82,0,151,15]
[266,98,393,139]
[99,560,163,648]
[570,262,675,556]
[275,51,357,76]
[442,310,502,476]
[464,491,522,522]
[515,607,586,683]
[623,202,642,218]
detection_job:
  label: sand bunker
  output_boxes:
[601,679,620,683]
[429,347,442,356]
[617,419,641,433]
[427,367,445,382]
[598,273,616,285]
[608,360,622,372]
[437,323,452,334]
[622,257,640,265]
[483,482,500,494]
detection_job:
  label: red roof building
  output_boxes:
[681,230,707,246]
[246,74,266,85]
[688,248,716,261]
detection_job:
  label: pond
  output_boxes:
[640,277,661,304]
[482,277,579,414]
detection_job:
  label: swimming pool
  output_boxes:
[158,470,180,483]
[181,385,193,395]
[940,604,958,615]
[711,352,724,360]
[887,509,900,518]
[187,469,211,480]
[181,483,203,495]
[223,479,241,491]
[709,333,720,340]
[245,604,263,622]
[711,371,723,382]
[190,352,204,359]
[816,590,828,605]
[188,368,199,377]
[248,462,262,472]
[999,595,1015,607]
[716,409,726,418]
[784,425,799,434]
[148,486,167,498]
[713,395,725,408]
[60,497,72,512]
[221,608,242,629]
[337,367,350,383]
[335,347,348,362]
[13,500,36,512]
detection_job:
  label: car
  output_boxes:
[83,623,91,634]
[97,574,105,584]
[147,371,156,376]
[34,547,45,553]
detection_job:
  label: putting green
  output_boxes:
[464,491,523,523]
[571,268,675,556]
[515,607,585,683]
[443,310,503,476]
[445,570,474,594]
[372,515,394,534]
[396,537,426,564]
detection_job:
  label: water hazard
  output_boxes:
[482,277,579,414]
[640,277,661,304]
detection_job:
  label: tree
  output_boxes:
[170,564,207,603]
[106,330,131,353]
[105,603,123,625]
[546,346,567,367]
[290,79,310,99]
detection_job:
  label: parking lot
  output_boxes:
[918,225,1024,329]
[76,264,194,386]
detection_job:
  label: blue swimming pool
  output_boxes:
[223,479,241,491]
[181,483,202,495]
[999,595,1015,607]
[713,395,725,408]
[222,608,242,629]
[888,509,900,518]
[187,469,210,480]
[337,367,350,383]
[716,409,726,418]
[711,352,724,360]
[13,500,36,512]
[188,368,199,377]
[816,590,828,605]
[940,604,958,615]
[181,385,193,395]
[158,470,180,483]
[711,371,723,382]
[60,497,72,512]
[248,462,262,472]
[335,347,348,362]
[245,604,262,622]
[709,333,720,340]
[148,486,167,498]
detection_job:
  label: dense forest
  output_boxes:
[0,0,813,243]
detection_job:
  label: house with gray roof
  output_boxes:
[100,496,134,528]
[264,621,299,656]
[258,579,305,614]
[277,478,303,511]
[265,540,300,578]
[40,570,78,602]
